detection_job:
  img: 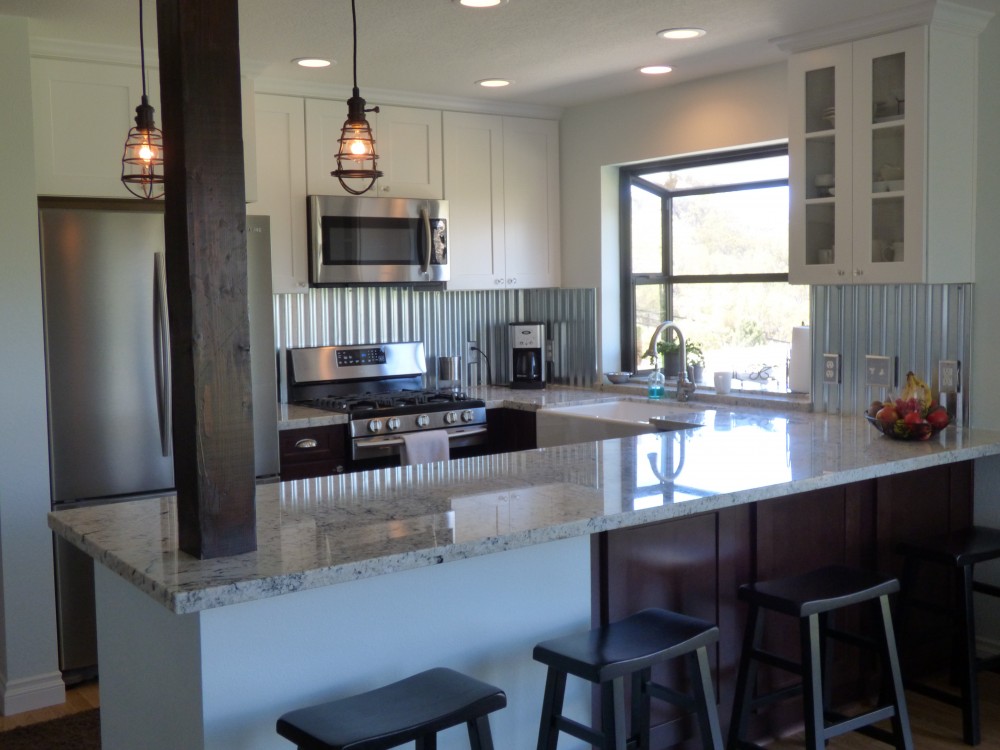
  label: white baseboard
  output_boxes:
[0,670,66,716]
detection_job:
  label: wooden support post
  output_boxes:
[156,0,256,558]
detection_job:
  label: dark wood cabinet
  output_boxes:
[486,408,537,454]
[595,460,974,747]
[279,424,348,480]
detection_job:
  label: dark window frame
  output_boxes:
[618,143,790,371]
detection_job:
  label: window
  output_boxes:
[621,144,809,391]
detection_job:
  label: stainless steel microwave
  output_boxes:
[308,195,449,286]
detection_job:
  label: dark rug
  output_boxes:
[0,709,100,749]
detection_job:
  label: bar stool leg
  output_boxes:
[877,593,913,750]
[959,564,980,746]
[415,735,436,750]
[537,667,566,750]
[727,604,763,750]
[689,646,724,750]
[599,676,627,750]
[467,714,496,750]
[631,668,651,750]
[799,613,825,750]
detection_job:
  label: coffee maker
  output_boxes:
[509,322,546,389]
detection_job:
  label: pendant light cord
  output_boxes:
[350,0,358,92]
[138,0,148,99]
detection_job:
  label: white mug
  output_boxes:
[714,371,732,395]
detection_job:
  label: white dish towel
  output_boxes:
[400,431,450,466]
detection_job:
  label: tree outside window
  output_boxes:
[621,145,809,391]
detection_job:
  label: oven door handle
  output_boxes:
[354,426,487,448]
[419,206,431,276]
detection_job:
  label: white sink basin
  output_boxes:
[536,399,701,448]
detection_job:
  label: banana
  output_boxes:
[900,371,933,413]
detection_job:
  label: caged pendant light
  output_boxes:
[331,0,383,195]
[121,0,164,200]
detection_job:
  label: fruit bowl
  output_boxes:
[864,413,944,441]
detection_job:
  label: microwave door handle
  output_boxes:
[419,206,431,275]
[153,252,172,457]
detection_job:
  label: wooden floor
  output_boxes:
[0,674,997,747]
[0,679,99,732]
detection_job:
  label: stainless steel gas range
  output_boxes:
[287,342,487,469]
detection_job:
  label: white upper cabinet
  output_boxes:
[374,105,443,199]
[255,94,309,294]
[788,8,989,285]
[33,58,160,198]
[32,58,257,202]
[305,99,442,198]
[445,112,560,290]
[443,112,505,289]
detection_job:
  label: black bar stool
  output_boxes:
[727,565,912,750]
[896,525,1000,746]
[533,607,723,750]
[275,667,506,750]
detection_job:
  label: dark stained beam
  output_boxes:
[156,0,256,558]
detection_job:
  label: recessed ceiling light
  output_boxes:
[639,65,673,75]
[657,27,706,40]
[477,78,512,88]
[293,57,333,68]
[455,0,508,6]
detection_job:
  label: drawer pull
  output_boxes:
[294,438,319,449]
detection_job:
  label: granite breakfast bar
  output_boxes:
[48,401,1000,749]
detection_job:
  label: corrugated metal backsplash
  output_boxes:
[274,287,598,396]
[811,284,972,423]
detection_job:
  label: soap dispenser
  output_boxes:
[648,367,666,400]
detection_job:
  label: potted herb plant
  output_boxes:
[652,339,684,378]
[686,340,706,383]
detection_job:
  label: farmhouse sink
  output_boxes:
[536,399,702,448]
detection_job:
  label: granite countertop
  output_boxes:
[49,399,1000,615]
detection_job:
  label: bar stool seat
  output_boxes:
[727,565,912,750]
[896,526,1000,746]
[276,667,506,750]
[533,607,723,750]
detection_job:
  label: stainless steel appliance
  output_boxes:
[287,342,486,469]
[40,200,279,680]
[509,322,546,389]
[308,195,449,286]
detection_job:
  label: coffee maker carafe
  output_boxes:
[509,322,546,389]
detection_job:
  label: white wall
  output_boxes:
[0,16,65,713]
[971,13,1000,644]
[559,63,788,372]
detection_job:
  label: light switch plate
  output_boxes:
[822,353,841,385]
[865,355,893,388]
[939,359,960,393]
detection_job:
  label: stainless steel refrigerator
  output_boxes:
[40,199,279,679]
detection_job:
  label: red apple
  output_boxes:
[926,407,950,431]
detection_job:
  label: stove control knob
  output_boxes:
[367,419,383,433]
[444,411,459,425]
[461,409,475,423]
[386,417,401,431]
[416,414,430,428]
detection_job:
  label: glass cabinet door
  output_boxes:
[852,27,926,283]
[788,43,852,284]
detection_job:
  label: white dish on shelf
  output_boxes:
[874,114,904,124]
[872,180,904,193]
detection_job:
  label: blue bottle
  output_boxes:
[648,369,665,400]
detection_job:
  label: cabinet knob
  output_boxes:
[837,270,846,277]
[294,438,318,449]
[855,269,863,276]
[381,185,390,192]
[507,277,516,285]
[495,278,504,285]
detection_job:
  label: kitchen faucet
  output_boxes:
[643,321,697,402]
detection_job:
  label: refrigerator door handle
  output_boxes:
[153,252,172,457]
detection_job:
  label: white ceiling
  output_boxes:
[2,0,998,111]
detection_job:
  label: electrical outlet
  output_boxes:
[465,340,481,386]
[822,353,841,385]
[465,340,480,365]
[939,359,960,394]
[865,355,893,388]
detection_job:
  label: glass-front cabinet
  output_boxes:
[788,10,987,285]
